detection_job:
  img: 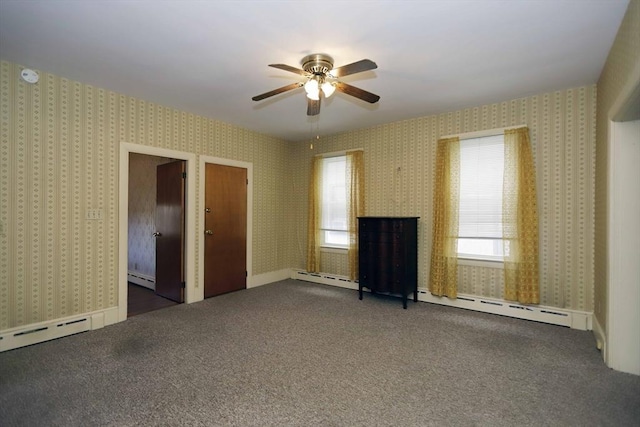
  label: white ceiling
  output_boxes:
[0,0,630,142]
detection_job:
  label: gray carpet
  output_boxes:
[1,280,639,426]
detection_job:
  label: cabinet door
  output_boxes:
[370,237,392,292]
[358,238,377,288]
[389,232,406,294]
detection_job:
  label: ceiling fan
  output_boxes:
[252,53,380,116]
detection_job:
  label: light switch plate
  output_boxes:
[86,209,103,220]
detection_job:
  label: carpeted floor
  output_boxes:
[1,279,638,426]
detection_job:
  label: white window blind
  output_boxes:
[458,134,505,259]
[321,156,348,247]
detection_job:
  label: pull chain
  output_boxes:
[310,118,321,149]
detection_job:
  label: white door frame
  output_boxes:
[118,142,198,322]
[606,119,640,375]
[603,59,640,375]
[199,156,253,301]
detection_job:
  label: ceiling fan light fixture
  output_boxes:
[321,81,336,97]
[304,78,321,100]
[306,92,320,101]
[304,78,319,95]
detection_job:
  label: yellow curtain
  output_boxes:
[306,156,323,273]
[429,137,460,298]
[503,127,540,304]
[346,150,365,281]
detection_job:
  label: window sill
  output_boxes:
[320,246,348,254]
[458,257,503,269]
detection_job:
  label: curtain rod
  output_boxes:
[440,124,527,140]
[314,148,364,158]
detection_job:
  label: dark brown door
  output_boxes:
[204,163,247,298]
[154,160,185,303]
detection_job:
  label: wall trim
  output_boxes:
[291,269,592,330]
[606,119,640,375]
[119,142,198,322]
[248,269,291,289]
[291,269,359,291]
[0,307,119,352]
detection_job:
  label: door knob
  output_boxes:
[153,231,162,237]
[205,230,213,235]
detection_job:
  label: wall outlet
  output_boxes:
[86,209,103,220]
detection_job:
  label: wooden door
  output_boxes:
[154,160,185,303]
[204,163,247,298]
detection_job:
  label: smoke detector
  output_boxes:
[20,69,39,84]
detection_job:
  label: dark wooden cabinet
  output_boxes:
[358,217,419,309]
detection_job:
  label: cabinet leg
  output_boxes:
[403,295,407,309]
[414,289,418,303]
[359,285,363,300]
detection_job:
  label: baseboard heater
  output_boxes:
[127,271,155,290]
[0,307,118,352]
[291,269,591,331]
[293,270,359,291]
[1,316,90,352]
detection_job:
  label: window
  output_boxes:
[430,127,538,301]
[307,150,364,279]
[458,134,506,261]
[320,156,348,248]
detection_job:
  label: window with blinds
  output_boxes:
[458,134,505,260]
[321,155,348,247]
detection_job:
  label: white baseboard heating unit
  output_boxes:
[0,307,119,352]
[127,271,155,290]
[291,269,591,330]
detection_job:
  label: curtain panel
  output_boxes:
[503,127,540,304]
[306,156,323,273]
[429,137,460,298]
[346,150,365,281]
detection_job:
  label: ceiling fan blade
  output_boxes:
[252,82,303,101]
[334,82,380,104]
[329,59,377,78]
[269,64,310,76]
[307,97,321,116]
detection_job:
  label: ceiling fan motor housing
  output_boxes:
[302,54,334,75]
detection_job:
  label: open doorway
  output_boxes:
[118,143,198,322]
[127,153,182,316]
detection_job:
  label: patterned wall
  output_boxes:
[595,0,640,330]
[0,60,290,330]
[127,153,175,279]
[288,85,597,312]
[0,55,603,330]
